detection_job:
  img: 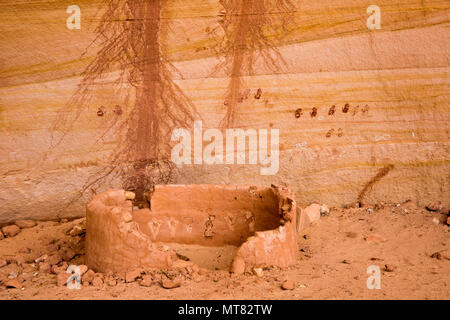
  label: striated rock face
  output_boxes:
[0,1,449,223]
[86,185,298,273]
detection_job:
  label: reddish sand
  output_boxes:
[0,201,448,300]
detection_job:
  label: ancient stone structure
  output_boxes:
[86,185,297,273]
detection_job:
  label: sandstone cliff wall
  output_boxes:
[0,0,449,223]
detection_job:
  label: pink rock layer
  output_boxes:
[86,184,298,274]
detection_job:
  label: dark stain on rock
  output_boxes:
[361,105,369,114]
[342,104,350,113]
[326,128,334,138]
[254,88,262,99]
[328,105,336,116]
[357,164,394,205]
[97,107,105,117]
[114,105,123,115]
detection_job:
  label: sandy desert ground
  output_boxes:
[0,200,449,300]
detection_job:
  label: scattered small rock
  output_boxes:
[21,263,34,273]
[0,231,4,240]
[1,225,21,238]
[6,279,22,289]
[21,272,33,282]
[0,259,7,268]
[370,257,383,261]
[61,248,76,261]
[342,259,351,264]
[69,226,84,237]
[350,202,362,209]
[172,260,192,269]
[320,204,330,216]
[252,268,263,277]
[426,202,442,212]
[107,278,117,287]
[300,246,313,257]
[364,234,386,244]
[125,268,142,283]
[19,247,32,254]
[139,275,153,287]
[281,280,295,290]
[346,232,359,239]
[92,276,103,287]
[7,256,25,265]
[81,269,95,285]
[384,264,395,272]
[35,254,48,264]
[57,273,70,287]
[430,252,442,260]
[15,220,37,229]
[303,204,321,225]
[95,272,104,279]
[176,253,190,261]
[47,254,62,266]
[51,264,67,274]
[39,262,51,273]
[161,277,182,289]
[47,243,59,253]
[78,265,88,276]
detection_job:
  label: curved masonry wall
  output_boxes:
[86,184,298,273]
